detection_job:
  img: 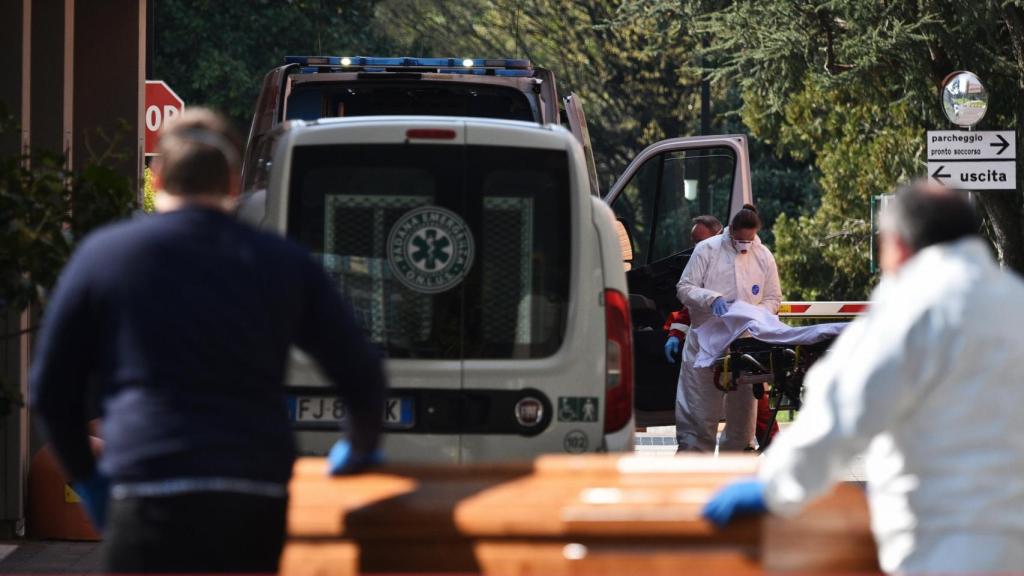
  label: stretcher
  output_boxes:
[711,336,837,452]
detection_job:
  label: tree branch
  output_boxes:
[820,10,853,75]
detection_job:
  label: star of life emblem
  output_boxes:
[387,206,475,294]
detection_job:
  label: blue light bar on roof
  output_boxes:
[436,68,533,77]
[284,56,532,71]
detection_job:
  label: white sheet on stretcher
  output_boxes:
[692,301,848,368]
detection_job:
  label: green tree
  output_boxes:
[377,0,708,187]
[0,112,136,413]
[154,0,386,130]
[378,0,818,239]
[680,0,1024,298]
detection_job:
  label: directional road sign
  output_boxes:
[927,161,1017,190]
[927,130,1015,160]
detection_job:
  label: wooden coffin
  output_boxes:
[282,454,878,575]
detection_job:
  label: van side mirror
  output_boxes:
[614,218,634,271]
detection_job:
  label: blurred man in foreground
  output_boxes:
[30,108,386,573]
[703,181,1024,573]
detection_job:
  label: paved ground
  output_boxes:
[635,423,867,481]
[0,425,866,573]
[0,540,102,574]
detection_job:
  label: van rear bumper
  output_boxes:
[287,387,554,436]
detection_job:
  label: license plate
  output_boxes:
[288,396,414,429]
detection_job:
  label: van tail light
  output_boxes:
[603,289,633,433]
[405,128,457,140]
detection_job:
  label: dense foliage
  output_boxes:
[150,0,1023,301]
[0,111,136,412]
[684,0,1024,298]
[153,0,817,245]
[154,0,384,130]
[5,1,1017,408]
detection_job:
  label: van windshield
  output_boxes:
[285,82,537,122]
[287,144,571,360]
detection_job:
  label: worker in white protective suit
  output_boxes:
[703,182,1024,574]
[675,204,781,451]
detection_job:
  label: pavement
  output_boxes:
[0,423,866,573]
[0,540,102,574]
[634,423,868,481]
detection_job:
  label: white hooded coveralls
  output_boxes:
[759,238,1024,573]
[675,229,781,451]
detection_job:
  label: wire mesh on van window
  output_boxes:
[466,153,570,360]
[323,194,432,345]
[481,197,534,348]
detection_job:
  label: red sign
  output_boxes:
[144,80,185,156]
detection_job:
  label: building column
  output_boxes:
[0,0,30,539]
[72,0,145,192]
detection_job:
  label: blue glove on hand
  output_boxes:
[72,472,111,532]
[664,336,680,363]
[327,439,384,476]
[701,478,768,528]
[711,297,730,317]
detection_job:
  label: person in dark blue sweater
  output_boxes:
[29,108,386,573]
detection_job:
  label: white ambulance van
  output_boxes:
[239,116,635,462]
[242,57,755,433]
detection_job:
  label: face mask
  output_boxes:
[733,239,753,254]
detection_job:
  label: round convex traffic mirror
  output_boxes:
[941,71,988,127]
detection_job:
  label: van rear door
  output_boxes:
[275,119,601,462]
[279,120,468,462]
[604,136,753,423]
[457,123,598,461]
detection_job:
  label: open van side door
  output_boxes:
[563,93,601,197]
[604,135,753,422]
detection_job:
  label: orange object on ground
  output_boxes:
[28,438,103,541]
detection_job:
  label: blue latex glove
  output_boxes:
[711,297,730,317]
[702,478,768,527]
[664,336,680,363]
[72,472,111,532]
[327,439,384,476]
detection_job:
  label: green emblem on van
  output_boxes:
[387,206,475,294]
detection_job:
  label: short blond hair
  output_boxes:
[154,107,242,196]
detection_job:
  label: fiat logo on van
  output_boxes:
[387,206,475,294]
[515,397,545,427]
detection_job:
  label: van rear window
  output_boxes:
[287,144,571,360]
[285,82,536,122]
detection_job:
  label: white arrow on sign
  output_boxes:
[927,130,1016,160]
[927,161,1017,190]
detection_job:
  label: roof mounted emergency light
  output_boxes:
[284,56,534,77]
